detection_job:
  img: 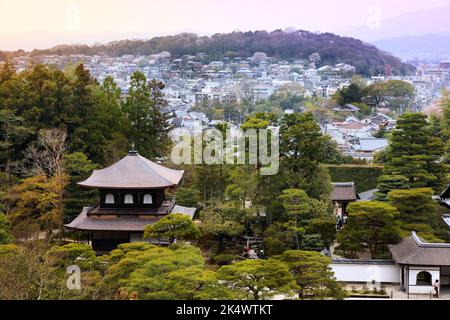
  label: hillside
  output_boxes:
[1,30,415,76]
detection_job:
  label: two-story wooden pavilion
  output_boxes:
[65,150,194,252]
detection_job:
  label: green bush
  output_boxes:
[212,253,236,266]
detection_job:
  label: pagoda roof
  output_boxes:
[65,208,160,232]
[66,205,196,232]
[78,151,184,189]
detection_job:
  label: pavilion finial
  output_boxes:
[128,143,138,156]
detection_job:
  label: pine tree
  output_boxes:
[384,113,447,191]
[123,72,171,159]
[63,152,98,222]
[337,201,401,259]
[375,175,410,201]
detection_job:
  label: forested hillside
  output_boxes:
[0,30,415,76]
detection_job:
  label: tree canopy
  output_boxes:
[278,250,345,299]
[144,214,201,244]
[337,201,401,259]
[217,258,295,300]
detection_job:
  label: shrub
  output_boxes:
[212,253,236,266]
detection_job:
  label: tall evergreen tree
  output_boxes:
[337,201,401,259]
[123,72,171,159]
[375,175,410,201]
[387,188,441,240]
[63,152,98,222]
[279,112,334,198]
[384,113,447,191]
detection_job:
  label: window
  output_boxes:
[143,194,153,204]
[416,271,432,286]
[105,194,115,204]
[124,194,134,204]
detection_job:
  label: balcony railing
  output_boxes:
[86,199,177,217]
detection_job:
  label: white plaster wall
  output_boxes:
[331,264,400,283]
[410,286,435,294]
[408,268,440,295]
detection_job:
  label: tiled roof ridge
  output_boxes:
[137,155,175,186]
[332,182,355,186]
[411,231,450,248]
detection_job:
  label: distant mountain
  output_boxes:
[0,29,211,52]
[339,5,450,42]
[0,30,415,76]
[374,34,450,60]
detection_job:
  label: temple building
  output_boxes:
[66,150,195,252]
[332,232,450,296]
[331,182,358,217]
[389,232,450,294]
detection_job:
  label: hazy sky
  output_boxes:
[0,0,449,49]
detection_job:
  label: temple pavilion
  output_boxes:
[331,182,358,217]
[66,150,195,252]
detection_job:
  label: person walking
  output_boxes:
[433,279,440,298]
[336,215,343,230]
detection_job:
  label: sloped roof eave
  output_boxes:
[77,182,180,190]
[389,233,450,266]
[77,153,184,189]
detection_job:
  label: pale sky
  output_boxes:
[0,0,449,50]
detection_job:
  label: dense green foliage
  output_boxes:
[337,201,401,259]
[217,258,295,300]
[387,188,446,242]
[383,113,447,192]
[334,79,415,116]
[144,214,201,244]
[278,250,345,299]
[0,62,172,238]
[364,80,415,110]
[63,152,98,222]
[279,113,335,198]
[375,175,410,201]
[0,214,11,244]
[100,243,222,300]
[0,62,170,170]
[327,165,383,193]
[261,188,335,255]
[0,242,101,300]
[174,187,201,208]
[0,240,345,300]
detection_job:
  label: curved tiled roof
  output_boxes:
[78,151,184,189]
[331,182,358,201]
[65,208,160,231]
[389,232,450,266]
[66,205,195,232]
